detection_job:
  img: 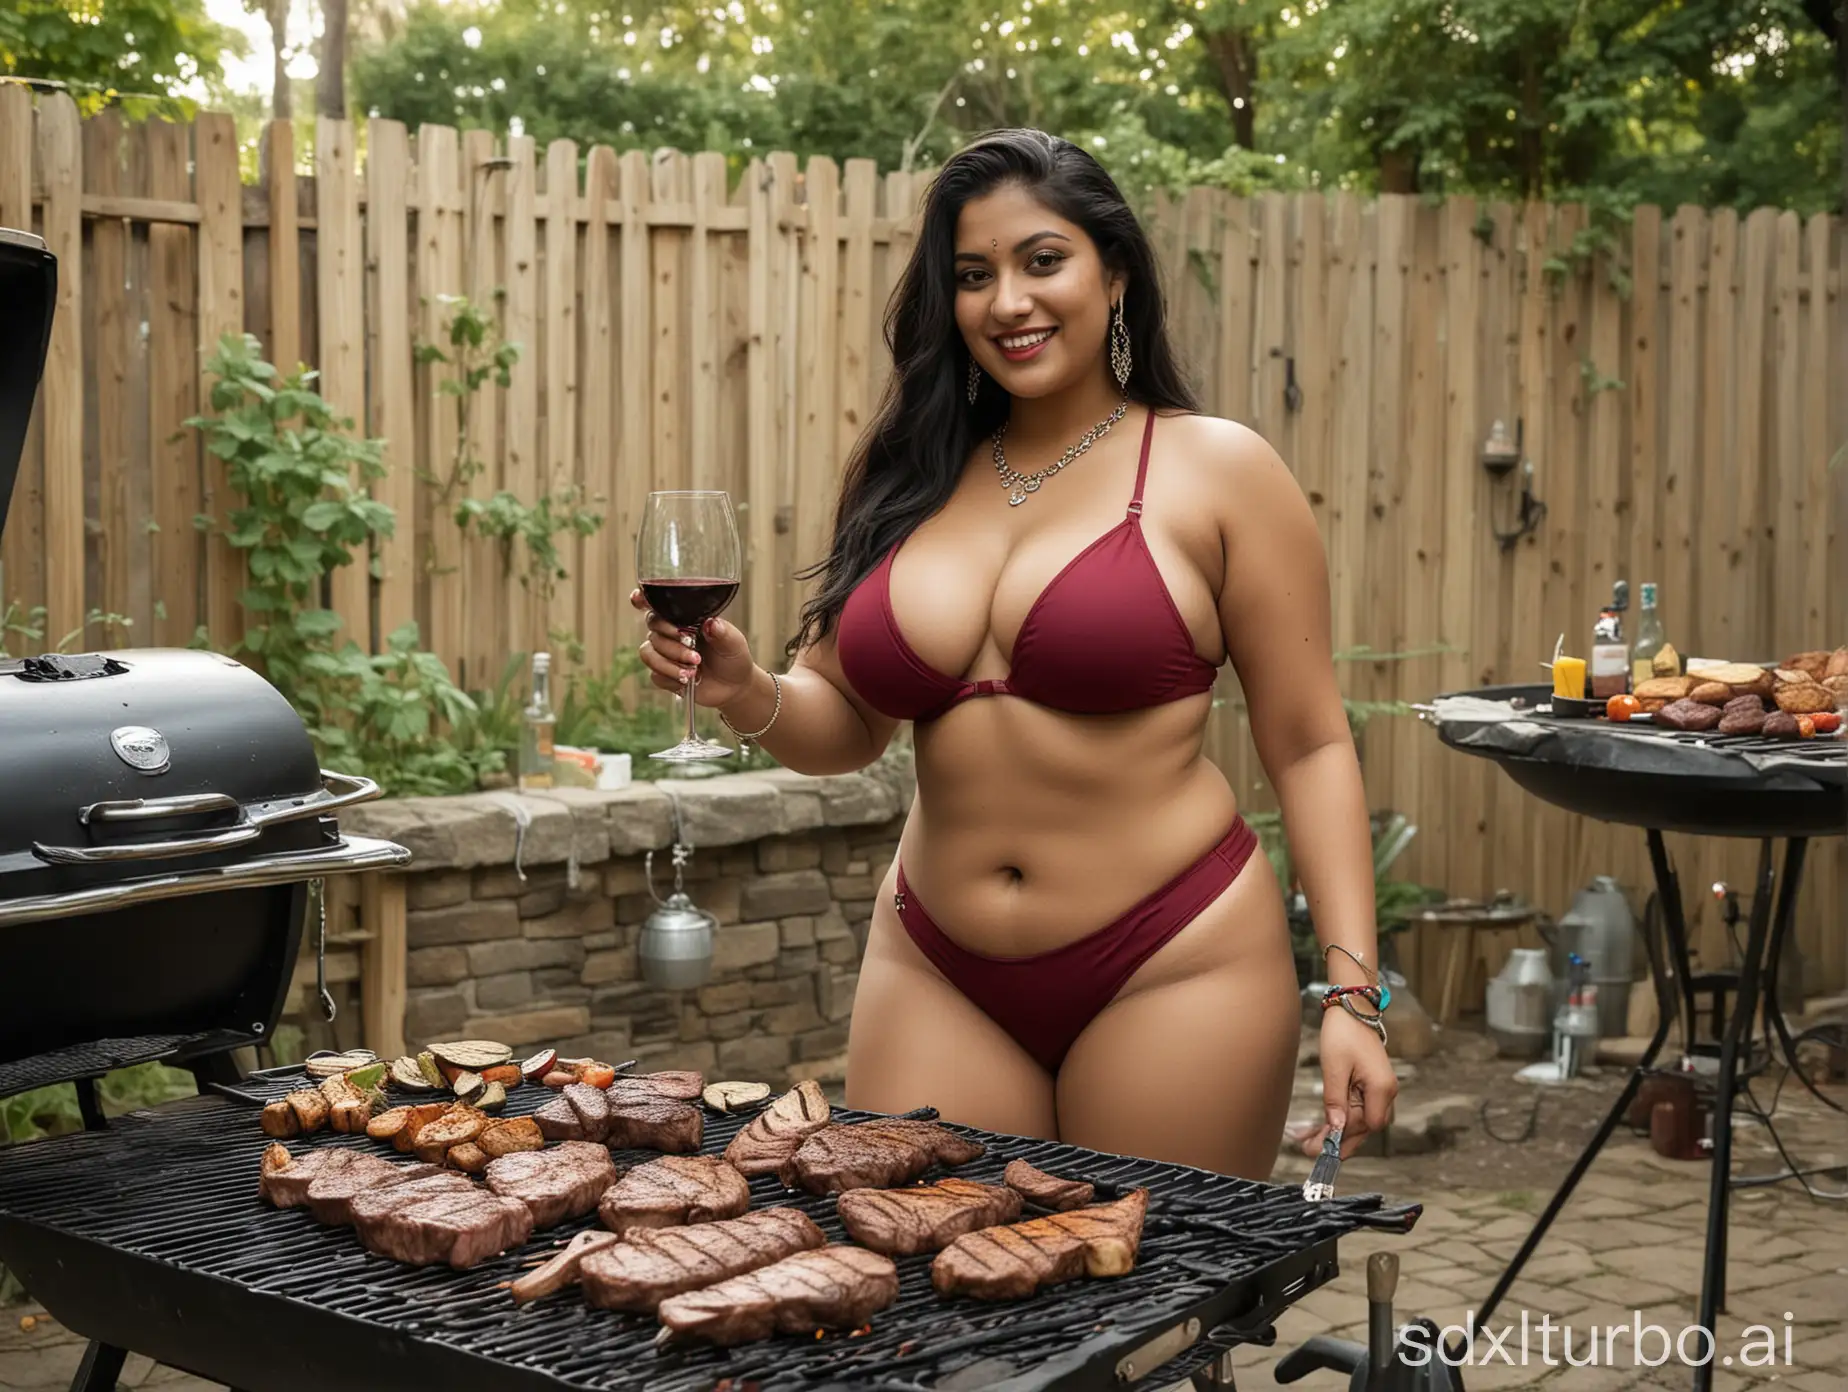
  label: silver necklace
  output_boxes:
[991,396,1129,506]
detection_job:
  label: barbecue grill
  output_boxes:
[0,227,412,1378]
[0,1070,1420,1392]
[1428,682,1846,1392]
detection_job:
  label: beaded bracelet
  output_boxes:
[1322,989,1389,1044]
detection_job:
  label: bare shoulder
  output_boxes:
[1154,411,1308,530]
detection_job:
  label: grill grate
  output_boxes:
[1528,713,1848,764]
[0,1072,1416,1391]
[0,1033,220,1100]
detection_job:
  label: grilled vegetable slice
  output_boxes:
[260,1100,301,1138]
[476,1081,508,1113]
[576,1062,617,1089]
[449,1142,491,1174]
[428,1040,515,1071]
[366,1107,412,1142]
[541,1070,578,1089]
[453,1071,486,1104]
[702,1081,772,1113]
[479,1064,524,1087]
[477,1117,545,1158]
[303,1049,378,1079]
[520,1049,558,1082]
[390,1056,437,1092]
[395,1103,455,1153]
[416,1052,444,1088]
[345,1062,389,1093]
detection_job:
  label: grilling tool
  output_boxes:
[1277,1249,1463,1392]
[1302,1125,1343,1202]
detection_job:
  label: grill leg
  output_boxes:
[69,1341,126,1392]
[1760,840,1833,1111]
[1455,831,1682,1354]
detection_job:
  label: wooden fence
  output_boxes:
[7,90,1845,1003]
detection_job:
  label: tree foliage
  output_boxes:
[0,0,239,114]
[350,0,1842,213]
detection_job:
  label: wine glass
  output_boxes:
[637,490,742,762]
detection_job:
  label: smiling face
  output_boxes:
[953,182,1123,401]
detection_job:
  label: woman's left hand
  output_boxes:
[1310,1007,1398,1159]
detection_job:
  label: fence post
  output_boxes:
[317,116,369,649]
[361,872,408,1059]
[40,94,84,647]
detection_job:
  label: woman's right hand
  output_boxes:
[629,589,760,708]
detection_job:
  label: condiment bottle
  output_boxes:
[1590,582,1630,700]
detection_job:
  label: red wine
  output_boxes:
[641,577,740,630]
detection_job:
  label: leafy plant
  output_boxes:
[187,332,492,797]
[417,294,605,602]
[0,602,134,660]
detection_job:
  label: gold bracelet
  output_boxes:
[718,671,781,753]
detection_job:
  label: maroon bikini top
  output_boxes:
[837,409,1220,722]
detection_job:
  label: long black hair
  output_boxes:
[786,128,1198,661]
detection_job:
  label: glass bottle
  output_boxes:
[518,652,556,789]
[1630,583,1667,686]
[1590,606,1629,701]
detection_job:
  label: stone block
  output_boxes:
[718,1034,793,1076]
[339,797,431,854]
[779,946,820,974]
[696,981,754,1015]
[828,873,878,901]
[791,1051,849,1086]
[745,964,779,982]
[630,999,683,1046]
[750,768,825,831]
[845,860,870,875]
[713,923,780,972]
[635,1040,717,1073]
[615,893,653,926]
[820,936,860,965]
[758,836,822,872]
[466,937,584,977]
[821,841,853,874]
[555,1029,632,1059]
[475,971,535,1011]
[816,969,858,1022]
[671,778,787,847]
[534,968,590,1000]
[418,796,522,868]
[810,774,896,827]
[476,863,564,901]
[780,917,815,949]
[796,1025,851,1061]
[604,786,675,855]
[525,787,615,865]
[603,860,652,897]
[408,900,520,949]
[584,931,620,952]
[591,985,648,1026]
[750,979,806,1008]
[517,881,570,918]
[407,946,469,988]
[582,948,639,987]
[406,870,471,911]
[761,999,824,1036]
[700,879,743,926]
[813,908,853,942]
[524,896,616,940]
[739,870,830,922]
[720,848,758,876]
[405,989,468,1040]
[704,1010,753,1042]
[461,1005,591,1048]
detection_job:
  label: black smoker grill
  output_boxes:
[0,1072,1420,1392]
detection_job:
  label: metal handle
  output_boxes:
[33,818,261,864]
[80,792,241,824]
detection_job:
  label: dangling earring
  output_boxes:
[967,357,982,404]
[1110,297,1132,390]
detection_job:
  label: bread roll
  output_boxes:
[1774,682,1832,715]
[1690,682,1733,706]
[1635,676,1696,702]
[1780,651,1832,680]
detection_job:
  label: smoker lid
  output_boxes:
[0,228,56,547]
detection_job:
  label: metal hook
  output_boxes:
[311,878,336,1023]
[645,787,694,906]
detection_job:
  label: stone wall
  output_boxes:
[311,756,915,1086]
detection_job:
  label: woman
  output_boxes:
[630,129,1393,1178]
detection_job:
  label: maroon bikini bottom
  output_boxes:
[892,816,1260,1074]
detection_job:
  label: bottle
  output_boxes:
[1630,582,1667,687]
[1590,606,1629,700]
[518,652,556,789]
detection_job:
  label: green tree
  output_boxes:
[0,0,239,114]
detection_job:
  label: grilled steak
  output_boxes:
[511,1229,621,1305]
[346,1171,476,1227]
[1004,1159,1096,1212]
[356,1190,534,1269]
[598,1155,751,1234]
[485,1140,619,1228]
[656,1245,900,1346]
[611,1070,705,1101]
[837,1178,1022,1256]
[580,1207,824,1313]
[722,1079,831,1177]
[605,1098,703,1154]
[306,1155,443,1226]
[258,1143,347,1207]
[782,1120,985,1193]
[931,1189,1150,1300]
[535,1093,584,1142]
